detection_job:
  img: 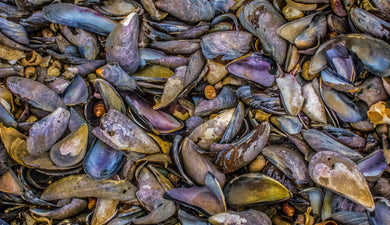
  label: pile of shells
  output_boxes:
[0,0,390,224]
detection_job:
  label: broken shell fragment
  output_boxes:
[367,101,390,127]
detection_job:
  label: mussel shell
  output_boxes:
[153,66,187,110]
[277,116,302,134]
[200,31,252,61]
[131,199,176,224]
[181,138,226,186]
[149,40,201,55]
[23,152,81,171]
[135,167,165,212]
[155,0,215,23]
[226,53,280,87]
[27,107,70,156]
[42,3,117,36]
[239,0,288,65]
[294,14,327,50]
[209,210,272,225]
[224,173,292,208]
[262,145,311,187]
[324,43,363,84]
[0,141,14,176]
[189,108,235,150]
[40,174,136,201]
[368,197,390,225]
[276,74,304,116]
[0,103,16,128]
[357,150,388,182]
[310,34,390,77]
[0,169,23,194]
[350,7,390,40]
[50,124,88,168]
[84,140,123,180]
[372,0,390,13]
[301,129,363,161]
[215,122,270,173]
[122,91,184,135]
[357,77,388,107]
[309,151,374,211]
[219,101,245,144]
[105,12,140,74]
[0,17,29,45]
[331,211,369,225]
[96,63,138,92]
[92,109,160,153]
[320,83,367,123]
[30,198,88,220]
[164,186,224,216]
[178,209,208,225]
[94,78,126,114]
[19,11,46,32]
[277,12,320,44]
[6,76,65,113]
[321,68,357,93]
[62,75,88,106]
[194,86,237,117]
[322,125,366,149]
[93,0,140,17]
